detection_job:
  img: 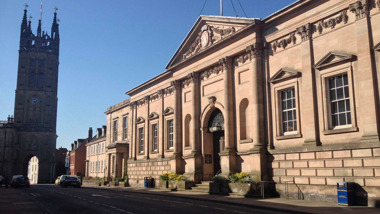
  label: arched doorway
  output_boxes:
[27,156,39,184]
[202,108,225,179]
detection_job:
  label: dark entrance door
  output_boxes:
[213,131,224,175]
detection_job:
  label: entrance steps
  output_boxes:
[187,181,210,193]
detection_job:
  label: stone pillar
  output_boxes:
[132,102,137,160]
[107,154,111,180]
[219,56,237,175]
[245,42,267,181]
[145,96,150,159]
[191,72,201,154]
[130,103,135,160]
[158,89,165,158]
[350,1,380,141]
[296,23,320,146]
[171,80,184,174]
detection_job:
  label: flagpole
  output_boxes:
[40,0,43,20]
[220,0,223,16]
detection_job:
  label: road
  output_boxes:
[1,184,295,214]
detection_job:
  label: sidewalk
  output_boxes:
[84,184,380,214]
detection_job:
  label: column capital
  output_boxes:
[349,0,369,20]
[170,80,181,90]
[246,44,263,58]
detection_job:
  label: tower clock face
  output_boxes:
[31,97,39,104]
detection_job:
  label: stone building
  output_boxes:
[0,8,60,183]
[85,126,107,178]
[55,147,68,177]
[104,0,380,203]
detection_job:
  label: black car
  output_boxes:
[61,176,81,188]
[10,176,30,188]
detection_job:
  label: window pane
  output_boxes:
[347,113,352,124]
[292,110,296,119]
[287,99,292,109]
[293,121,297,131]
[343,75,348,85]
[282,101,287,109]
[332,114,338,127]
[281,91,287,99]
[338,101,345,113]
[344,86,349,98]
[336,75,343,87]
[346,100,350,111]
[329,77,335,88]
[286,89,292,98]
[288,121,294,132]
[282,112,287,121]
[330,89,336,101]
[287,111,293,121]
[339,113,346,125]
[337,88,344,99]
[283,122,287,132]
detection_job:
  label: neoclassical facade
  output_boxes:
[105,0,380,202]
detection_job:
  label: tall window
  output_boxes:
[281,88,297,133]
[328,74,351,127]
[139,127,144,153]
[123,116,128,139]
[113,120,118,142]
[168,120,174,149]
[152,124,158,151]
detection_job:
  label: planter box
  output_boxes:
[177,181,194,190]
[159,180,169,189]
[168,181,178,190]
[228,183,254,196]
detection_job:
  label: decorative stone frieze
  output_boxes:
[349,0,369,20]
[200,65,223,81]
[234,51,251,67]
[272,32,296,53]
[296,23,313,41]
[219,56,233,72]
[163,86,174,97]
[149,92,160,102]
[182,73,194,88]
[183,24,236,60]
[317,10,348,35]
[136,98,146,107]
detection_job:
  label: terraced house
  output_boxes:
[104,0,380,203]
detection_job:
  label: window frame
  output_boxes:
[272,79,302,140]
[123,115,128,140]
[138,126,145,154]
[319,66,357,134]
[167,119,174,149]
[151,123,158,152]
[113,119,118,142]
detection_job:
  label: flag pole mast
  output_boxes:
[220,0,223,16]
[40,0,43,20]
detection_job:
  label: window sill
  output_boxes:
[239,139,253,144]
[323,126,358,135]
[166,149,174,152]
[150,151,159,154]
[276,133,302,140]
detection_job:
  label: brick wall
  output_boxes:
[268,148,380,202]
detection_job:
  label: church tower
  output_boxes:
[12,7,60,183]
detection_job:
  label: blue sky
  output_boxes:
[0,0,296,150]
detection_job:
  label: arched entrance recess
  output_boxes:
[23,154,39,184]
[201,107,225,180]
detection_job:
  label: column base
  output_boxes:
[360,134,379,143]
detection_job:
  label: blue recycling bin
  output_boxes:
[337,182,355,206]
[144,177,154,188]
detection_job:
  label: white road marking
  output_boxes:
[213,207,227,211]
[91,194,110,198]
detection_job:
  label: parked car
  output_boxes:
[10,175,30,188]
[60,176,81,188]
[55,176,61,185]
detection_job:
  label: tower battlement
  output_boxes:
[20,9,60,54]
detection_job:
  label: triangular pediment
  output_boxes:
[166,16,258,69]
[314,51,356,70]
[269,68,301,83]
[375,42,380,52]
[136,117,145,124]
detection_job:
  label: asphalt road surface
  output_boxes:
[2,184,295,214]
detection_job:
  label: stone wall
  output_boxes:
[268,147,380,202]
[127,159,171,187]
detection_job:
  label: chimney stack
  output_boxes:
[96,128,102,138]
[71,143,74,151]
[88,127,93,139]
[102,125,106,136]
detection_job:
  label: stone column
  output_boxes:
[158,89,165,158]
[107,154,111,180]
[350,1,380,141]
[172,80,182,157]
[296,23,320,146]
[191,72,201,154]
[219,56,237,175]
[132,102,137,160]
[145,96,150,159]
[246,44,265,149]
[171,80,184,174]
[220,57,234,150]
